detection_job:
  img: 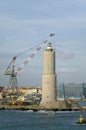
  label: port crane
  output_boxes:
[4,34,55,98]
[5,56,18,94]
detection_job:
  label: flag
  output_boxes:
[50,33,55,37]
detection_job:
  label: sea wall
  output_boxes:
[0,100,81,111]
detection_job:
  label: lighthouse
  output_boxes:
[41,42,57,105]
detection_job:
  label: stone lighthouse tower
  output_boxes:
[41,42,57,105]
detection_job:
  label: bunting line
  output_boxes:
[17,33,55,72]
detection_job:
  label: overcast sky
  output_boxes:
[0,0,86,87]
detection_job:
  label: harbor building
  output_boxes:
[41,42,57,105]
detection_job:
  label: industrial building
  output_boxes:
[58,83,86,99]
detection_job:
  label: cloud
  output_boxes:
[56,50,75,60]
[1,17,86,28]
[58,67,78,73]
[0,4,86,31]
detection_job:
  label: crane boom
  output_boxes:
[5,33,55,81]
[3,33,55,104]
[17,33,55,72]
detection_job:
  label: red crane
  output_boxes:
[4,34,55,93]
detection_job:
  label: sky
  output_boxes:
[0,0,86,87]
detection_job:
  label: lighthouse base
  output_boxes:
[40,100,69,110]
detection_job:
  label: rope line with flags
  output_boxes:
[17,33,55,72]
[5,33,55,73]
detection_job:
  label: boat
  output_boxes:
[77,115,86,124]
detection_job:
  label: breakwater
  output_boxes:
[0,105,79,111]
[0,100,86,111]
[0,105,80,111]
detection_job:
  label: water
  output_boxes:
[0,110,86,130]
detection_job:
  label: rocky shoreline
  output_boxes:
[0,100,86,111]
[0,104,82,111]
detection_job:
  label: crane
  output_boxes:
[3,33,55,100]
[5,56,18,94]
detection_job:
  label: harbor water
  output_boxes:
[0,110,86,130]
